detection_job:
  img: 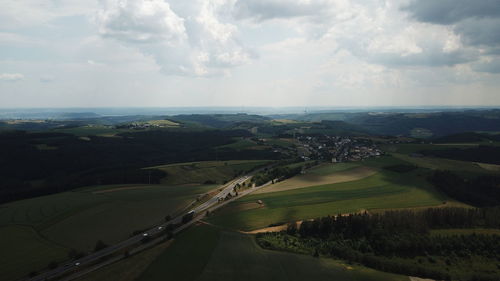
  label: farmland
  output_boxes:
[138,224,408,281]
[150,160,271,185]
[381,143,499,176]
[0,225,68,281]
[0,183,215,280]
[254,163,377,194]
[208,165,446,231]
[75,240,172,281]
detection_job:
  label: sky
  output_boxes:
[0,0,499,108]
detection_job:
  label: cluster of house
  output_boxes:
[296,135,382,162]
[116,122,165,129]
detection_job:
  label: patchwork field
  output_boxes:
[150,160,270,185]
[138,224,409,281]
[255,163,377,194]
[209,167,445,231]
[0,183,215,280]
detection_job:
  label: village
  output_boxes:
[295,135,383,163]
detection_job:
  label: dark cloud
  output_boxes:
[403,0,500,25]
[404,0,500,60]
[473,58,500,73]
[455,18,500,47]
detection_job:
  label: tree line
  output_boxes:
[0,129,280,203]
[428,170,500,207]
[258,207,500,281]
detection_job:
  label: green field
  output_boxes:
[209,167,445,231]
[151,160,271,185]
[392,153,492,175]
[217,138,259,150]
[0,225,68,281]
[138,224,408,281]
[75,239,172,281]
[378,144,496,176]
[308,162,361,175]
[0,183,215,280]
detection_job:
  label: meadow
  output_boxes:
[150,160,270,185]
[0,183,215,280]
[137,224,409,281]
[379,143,497,176]
[254,163,377,194]
[208,165,446,231]
[0,159,269,280]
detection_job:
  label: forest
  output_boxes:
[421,146,500,165]
[428,171,500,207]
[0,129,279,203]
[258,208,500,281]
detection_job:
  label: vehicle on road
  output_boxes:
[182,210,195,223]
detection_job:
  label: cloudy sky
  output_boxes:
[1,0,499,107]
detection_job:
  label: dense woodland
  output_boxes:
[251,162,311,186]
[0,129,280,203]
[422,146,500,165]
[429,171,500,207]
[258,208,500,281]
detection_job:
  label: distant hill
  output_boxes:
[432,132,500,143]
[282,110,500,137]
[170,114,270,129]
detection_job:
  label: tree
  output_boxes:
[94,240,108,252]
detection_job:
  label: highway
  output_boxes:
[25,169,266,281]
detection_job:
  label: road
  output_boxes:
[25,169,266,281]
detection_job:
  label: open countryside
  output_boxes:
[2,1,500,278]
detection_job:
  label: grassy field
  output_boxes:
[391,153,492,175]
[309,162,361,175]
[209,167,445,231]
[217,138,259,150]
[150,160,271,185]
[382,144,497,174]
[381,143,478,154]
[137,224,220,281]
[75,240,172,281]
[0,183,215,280]
[139,224,408,281]
[255,163,377,194]
[141,119,179,127]
[0,225,68,281]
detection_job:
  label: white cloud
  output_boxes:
[1,0,500,107]
[95,0,253,76]
[0,73,25,81]
[96,0,186,44]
